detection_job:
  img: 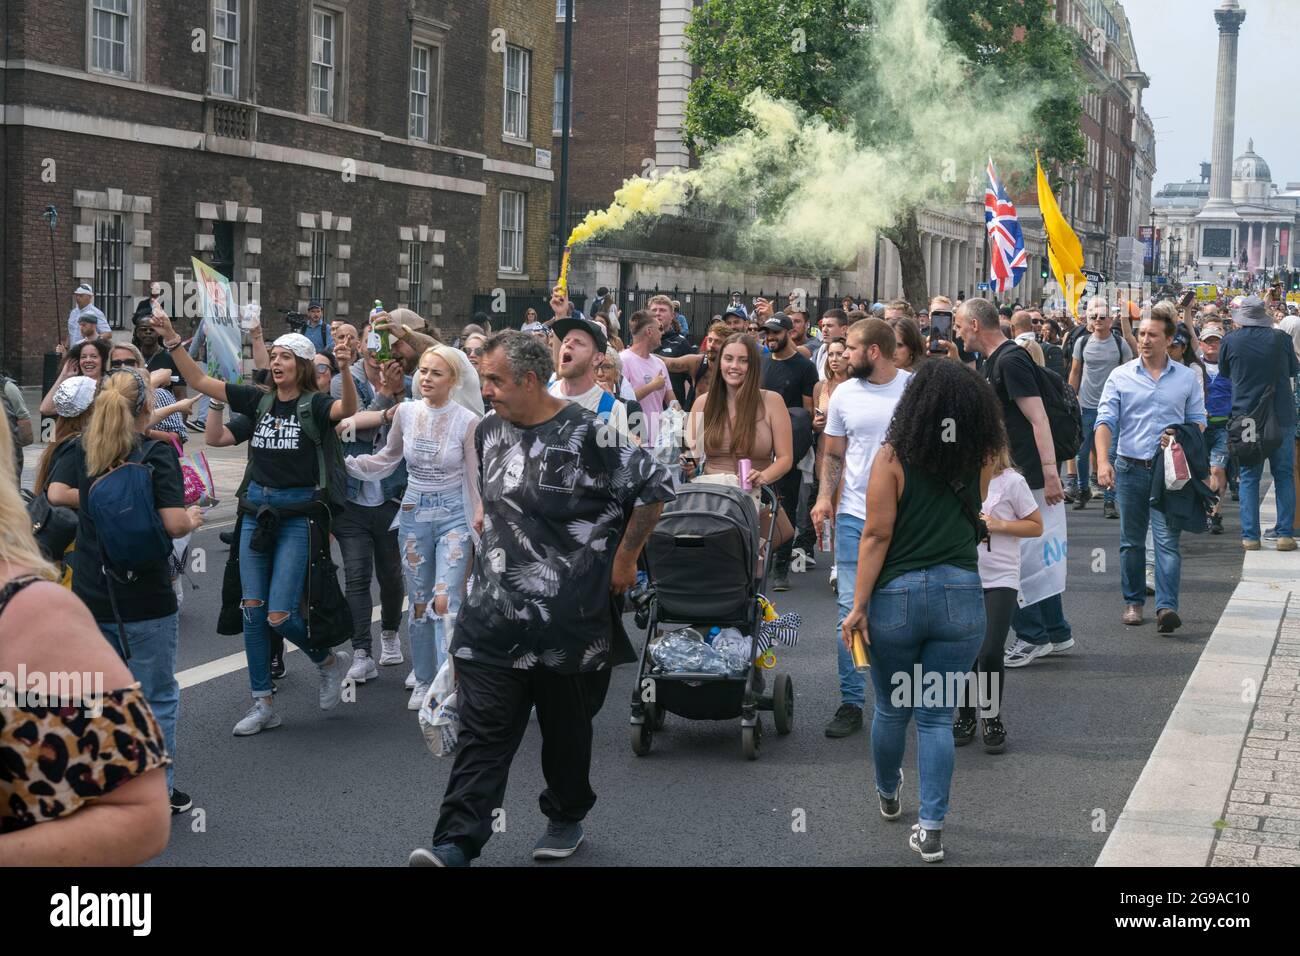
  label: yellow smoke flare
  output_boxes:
[556,170,695,291]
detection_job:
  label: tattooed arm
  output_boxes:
[610,502,664,594]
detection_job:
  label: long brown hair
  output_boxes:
[262,351,318,396]
[35,409,93,492]
[701,333,763,458]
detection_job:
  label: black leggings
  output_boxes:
[959,587,1017,720]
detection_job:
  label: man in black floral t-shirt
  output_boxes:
[410,332,674,868]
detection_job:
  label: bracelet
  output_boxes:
[165,338,184,351]
[209,401,226,411]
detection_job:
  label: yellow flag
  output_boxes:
[1036,152,1086,317]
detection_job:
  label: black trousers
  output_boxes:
[958,586,1017,721]
[433,658,612,860]
[333,499,403,652]
[773,469,802,572]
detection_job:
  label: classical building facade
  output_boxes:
[1,0,553,383]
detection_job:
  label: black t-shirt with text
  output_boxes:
[49,437,185,623]
[761,351,818,410]
[985,340,1046,490]
[226,384,335,489]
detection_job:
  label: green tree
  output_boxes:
[685,0,1085,305]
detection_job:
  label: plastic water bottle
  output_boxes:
[705,626,720,645]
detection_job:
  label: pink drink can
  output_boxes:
[738,458,753,490]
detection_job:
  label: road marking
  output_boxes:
[177,599,409,689]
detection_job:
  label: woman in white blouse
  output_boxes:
[346,344,484,709]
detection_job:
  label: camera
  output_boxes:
[280,308,307,334]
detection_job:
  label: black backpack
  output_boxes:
[987,344,1084,462]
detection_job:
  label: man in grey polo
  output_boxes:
[1069,295,1132,518]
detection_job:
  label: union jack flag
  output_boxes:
[984,158,1028,293]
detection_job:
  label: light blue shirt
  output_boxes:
[1095,357,1207,460]
[67,303,110,344]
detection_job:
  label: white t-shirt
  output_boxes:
[823,368,912,520]
[978,468,1039,590]
[548,380,629,437]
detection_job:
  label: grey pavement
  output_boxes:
[94,465,1241,868]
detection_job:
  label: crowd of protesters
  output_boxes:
[3,276,1296,868]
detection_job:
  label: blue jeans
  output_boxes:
[834,513,867,708]
[1077,405,1117,503]
[239,482,329,697]
[98,614,179,792]
[1012,593,1071,647]
[1239,437,1297,541]
[1116,457,1181,611]
[399,488,471,685]
[865,565,984,831]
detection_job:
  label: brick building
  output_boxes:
[0,0,554,384]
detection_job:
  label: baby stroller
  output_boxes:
[630,482,794,760]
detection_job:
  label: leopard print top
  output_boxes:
[0,575,169,834]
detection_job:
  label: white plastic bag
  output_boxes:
[418,658,460,757]
[654,402,687,467]
[1164,439,1190,491]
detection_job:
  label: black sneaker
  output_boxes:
[1062,486,1076,504]
[824,703,863,738]
[878,769,904,821]
[1071,489,1092,510]
[909,824,944,862]
[533,820,585,860]
[270,649,287,680]
[981,717,1006,753]
[1230,487,1239,502]
[1209,513,1224,535]
[952,711,977,747]
[219,530,235,545]
[170,788,193,815]
[771,568,791,592]
[1103,500,1119,519]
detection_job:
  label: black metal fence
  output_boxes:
[472,285,871,340]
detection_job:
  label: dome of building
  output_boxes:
[1233,139,1271,182]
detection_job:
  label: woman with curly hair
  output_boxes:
[840,358,1007,864]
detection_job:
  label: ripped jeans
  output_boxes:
[399,487,471,686]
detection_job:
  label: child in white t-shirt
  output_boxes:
[955,448,1042,754]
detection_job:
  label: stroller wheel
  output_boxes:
[773,673,794,736]
[649,701,667,731]
[742,721,761,761]
[631,719,653,756]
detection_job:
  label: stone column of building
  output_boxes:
[958,241,970,299]
[1203,1,1247,217]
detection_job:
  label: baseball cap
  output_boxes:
[307,299,323,310]
[520,321,547,334]
[724,305,747,319]
[552,316,608,354]
[53,375,97,418]
[1200,322,1224,340]
[271,332,317,361]
[74,283,94,297]
[762,314,794,332]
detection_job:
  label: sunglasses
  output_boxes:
[465,347,485,357]
[110,358,139,368]
[315,363,333,375]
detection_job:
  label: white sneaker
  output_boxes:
[379,630,404,666]
[408,681,431,711]
[318,650,352,710]
[1004,638,1052,669]
[404,668,416,690]
[1145,567,1155,595]
[829,565,837,589]
[233,698,281,736]
[1050,637,1075,654]
[347,648,378,683]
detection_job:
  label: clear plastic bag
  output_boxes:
[651,629,748,677]
[418,658,460,757]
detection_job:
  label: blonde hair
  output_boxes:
[990,443,1015,475]
[0,418,57,580]
[421,345,462,385]
[83,371,152,476]
[110,342,147,366]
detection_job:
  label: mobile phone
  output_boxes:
[930,310,953,338]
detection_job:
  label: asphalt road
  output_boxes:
[151,488,1248,867]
